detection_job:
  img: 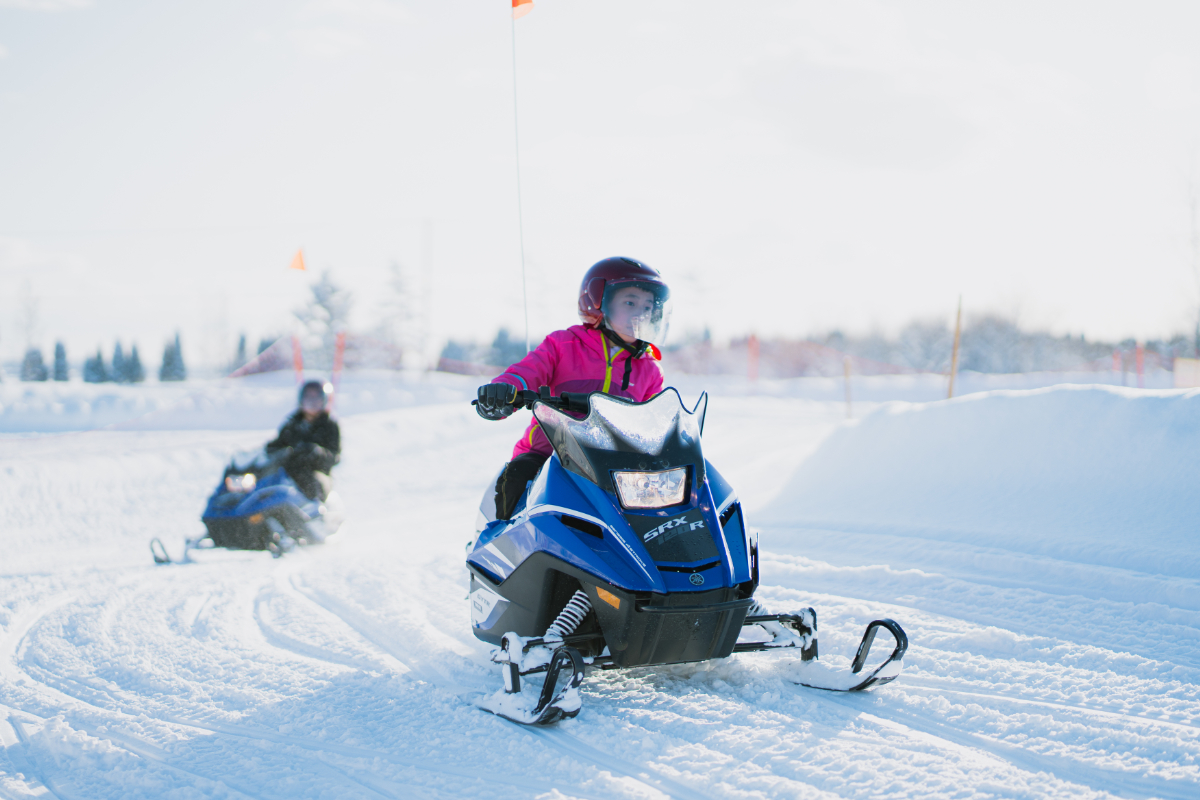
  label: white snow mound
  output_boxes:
[758,384,1200,580]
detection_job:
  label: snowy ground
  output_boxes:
[1,373,1198,799]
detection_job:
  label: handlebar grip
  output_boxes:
[496,387,592,414]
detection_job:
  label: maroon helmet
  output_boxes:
[577,257,672,344]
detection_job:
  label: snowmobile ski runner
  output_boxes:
[466,386,908,725]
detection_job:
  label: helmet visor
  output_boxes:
[601,281,672,346]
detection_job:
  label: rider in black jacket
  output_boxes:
[266,380,340,500]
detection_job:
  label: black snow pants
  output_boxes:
[494,452,549,521]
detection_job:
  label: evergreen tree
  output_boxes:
[127,344,145,382]
[176,333,187,379]
[233,334,247,372]
[160,333,187,381]
[489,328,526,367]
[112,342,127,383]
[20,348,49,381]
[159,340,177,381]
[53,342,69,381]
[83,349,110,383]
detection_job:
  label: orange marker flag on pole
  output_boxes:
[513,0,533,19]
[289,249,306,271]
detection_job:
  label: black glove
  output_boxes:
[476,383,517,420]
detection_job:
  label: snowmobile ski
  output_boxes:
[477,633,586,726]
[150,536,210,565]
[149,537,171,565]
[790,618,908,692]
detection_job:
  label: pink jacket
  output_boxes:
[493,324,665,459]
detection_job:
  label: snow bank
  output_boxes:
[669,368,1172,403]
[757,384,1200,581]
[0,370,475,433]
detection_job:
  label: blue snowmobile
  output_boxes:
[150,447,345,564]
[467,387,908,725]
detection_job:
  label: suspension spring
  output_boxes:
[747,598,770,617]
[544,590,592,640]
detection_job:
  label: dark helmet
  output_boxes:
[298,379,333,408]
[577,257,671,332]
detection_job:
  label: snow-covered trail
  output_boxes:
[2,392,1198,799]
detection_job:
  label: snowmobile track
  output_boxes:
[0,595,283,800]
[7,607,485,800]
[5,713,67,800]
[525,726,720,800]
[901,679,1200,735]
[284,569,721,799]
[158,714,619,800]
[821,692,1198,800]
[286,572,479,692]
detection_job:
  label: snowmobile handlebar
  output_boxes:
[513,387,591,414]
[472,386,592,415]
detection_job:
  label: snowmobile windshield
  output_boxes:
[533,388,706,496]
[229,447,287,474]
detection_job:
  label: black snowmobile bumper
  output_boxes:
[586,588,754,668]
[202,516,271,550]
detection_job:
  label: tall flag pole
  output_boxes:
[512,0,533,353]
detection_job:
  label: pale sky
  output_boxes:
[3,0,1200,368]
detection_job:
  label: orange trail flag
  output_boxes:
[513,0,533,19]
[289,249,306,271]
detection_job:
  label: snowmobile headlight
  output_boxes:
[225,473,257,493]
[613,468,687,509]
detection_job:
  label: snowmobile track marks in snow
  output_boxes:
[252,580,385,674]
[156,714,618,800]
[5,714,69,800]
[1,581,384,799]
[283,567,712,800]
[525,726,720,800]
[901,679,1200,736]
[822,692,1200,800]
[287,572,478,693]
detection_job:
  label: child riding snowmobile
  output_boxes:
[149,380,345,563]
[468,258,908,725]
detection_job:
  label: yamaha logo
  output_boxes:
[689,573,705,586]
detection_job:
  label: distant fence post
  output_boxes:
[843,355,853,419]
[331,331,346,412]
[947,296,963,399]
[292,336,304,385]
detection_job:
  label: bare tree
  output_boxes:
[898,320,952,372]
[375,261,418,355]
[295,271,353,369]
[17,279,40,349]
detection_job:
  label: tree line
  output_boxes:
[19,334,188,383]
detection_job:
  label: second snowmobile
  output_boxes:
[466,387,908,725]
[150,446,345,564]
